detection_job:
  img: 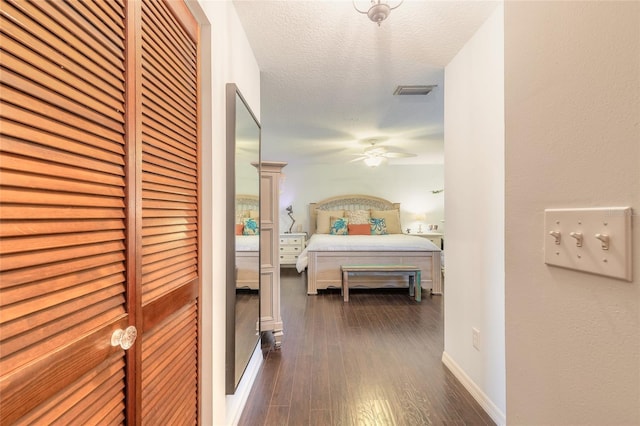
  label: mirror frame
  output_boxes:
[225,83,261,394]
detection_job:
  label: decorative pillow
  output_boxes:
[329,216,349,235]
[242,218,259,235]
[236,211,248,223]
[369,217,388,235]
[348,223,370,235]
[345,209,370,224]
[370,209,401,234]
[235,224,244,235]
[316,210,344,234]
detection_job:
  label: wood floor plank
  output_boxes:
[238,270,495,426]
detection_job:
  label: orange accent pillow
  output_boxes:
[348,224,370,235]
[235,224,244,235]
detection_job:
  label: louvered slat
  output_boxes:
[2,86,125,145]
[143,216,197,228]
[141,245,197,268]
[140,35,195,104]
[143,138,197,170]
[1,304,125,366]
[0,0,127,422]
[141,123,197,157]
[64,0,125,47]
[142,84,197,134]
[143,0,196,74]
[80,0,125,31]
[0,98,123,147]
[0,251,125,289]
[0,274,125,327]
[0,260,124,304]
[1,122,125,164]
[0,2,125,91]
[14,354,125,426]
[24,0,124,67]
[141,65,197,125]
[0,69,123,133]
[141,237,198,258]
[0,17,124,96]
[143,150,197,178]
[0,35,124,109]
[150,0,196,70]
[0,205,125,220]
[141,303,197,424]
[0,51,124,122]
[141,222,198,238]
[1,294,125,373]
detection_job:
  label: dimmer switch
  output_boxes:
[544,207,633,281]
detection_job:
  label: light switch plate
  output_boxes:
[544,207,633,281]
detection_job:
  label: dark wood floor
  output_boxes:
[239,269,495,426]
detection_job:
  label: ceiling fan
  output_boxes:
[350,140,416,167]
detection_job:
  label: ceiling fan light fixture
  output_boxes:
[364,156,383,167]
[393,85,437,96]
[353,0,404,26]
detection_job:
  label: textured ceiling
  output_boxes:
[233,0,499,166]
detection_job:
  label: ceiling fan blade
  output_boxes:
[383,152,417,158]
[364,146,387,156]
[349,156,367,163]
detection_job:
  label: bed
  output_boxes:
[235,195,259,290]
[296,194,442,295]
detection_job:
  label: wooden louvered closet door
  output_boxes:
[0,0,200,424]
[138,0,200,423]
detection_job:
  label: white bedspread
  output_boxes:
[296,234,439,272]
[236,235,259,252]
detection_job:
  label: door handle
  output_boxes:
[111,326,138,350]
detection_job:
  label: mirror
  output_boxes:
[226,83,260,394]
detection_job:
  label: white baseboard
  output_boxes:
[225,345,262,425]
[441,351,506,426]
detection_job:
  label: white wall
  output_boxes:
[271,162,445,235]
[443,4,505,424]
[188,1,260,424]
[504,2,640,424]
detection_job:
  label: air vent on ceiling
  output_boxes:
[393,85,437,96]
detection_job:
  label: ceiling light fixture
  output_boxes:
[353,0,404,26]
[363,156,383,167]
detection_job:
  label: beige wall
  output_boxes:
[505,2,640,424]
[444,5,505,423]
[188,0,261,424]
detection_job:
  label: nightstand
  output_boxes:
[279,232,306,267]
[405,232,443,249]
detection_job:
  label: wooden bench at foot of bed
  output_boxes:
[341,265,422,302]
[307,250,441,295]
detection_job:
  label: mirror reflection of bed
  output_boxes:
[233,194,260,385]
[233,198,260,385]
[235,195,260,290]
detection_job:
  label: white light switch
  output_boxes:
[544,207,633,281]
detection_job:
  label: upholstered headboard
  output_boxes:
[309,194,400,236]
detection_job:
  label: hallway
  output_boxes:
[239,270,494,425]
